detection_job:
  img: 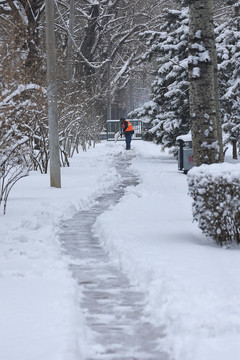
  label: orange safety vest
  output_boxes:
[123,120,134,133]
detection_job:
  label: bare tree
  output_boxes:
[55,0,169,119]
[0,0,45,81]
[0,120,30,214]
[0,0,179,167]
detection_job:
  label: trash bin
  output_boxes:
[177,133,194,174]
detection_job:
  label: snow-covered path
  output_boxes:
[1,141,240,360]
[60,154,169,359]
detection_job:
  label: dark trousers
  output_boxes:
[125,132,132,149]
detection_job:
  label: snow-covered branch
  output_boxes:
[1,84,46,105]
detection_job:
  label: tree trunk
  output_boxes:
[188,0,223,166]
[232,139,238,160]
[78,4,99,77]
[67,0,75,82]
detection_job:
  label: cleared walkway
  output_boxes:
[60,154,169,360]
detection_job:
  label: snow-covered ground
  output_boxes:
[0,140,240,360]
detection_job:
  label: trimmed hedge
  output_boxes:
[188,163,240,246]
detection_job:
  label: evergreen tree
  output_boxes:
[216,1,240,159]
[130,8,190,152]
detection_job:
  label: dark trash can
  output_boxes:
[177,134,194,174]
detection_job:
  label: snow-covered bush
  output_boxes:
[0,125,30,215]
[188,163,240,246]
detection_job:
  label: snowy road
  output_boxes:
[60,154,169,360]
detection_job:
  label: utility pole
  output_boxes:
[45,0,61,188]
[107,41,112,120]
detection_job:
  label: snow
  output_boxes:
[176,131,192,142]
[189,161,240,180]
[0,140,240,360]
[1,84,46,106]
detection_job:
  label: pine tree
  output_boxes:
[130,8,190,153]
[216,1,240,159]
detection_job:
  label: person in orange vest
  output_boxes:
[120,118,134,150]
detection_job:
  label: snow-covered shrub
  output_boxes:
[0,124,30,214]
[188,163,240,246]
